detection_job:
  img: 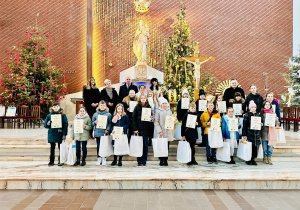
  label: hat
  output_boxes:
[234,92,242,97]
[182,89,189,96]
[199,89,206,97]
[248,100,256,110]
[158,97,168,106]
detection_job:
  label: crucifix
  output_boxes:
[178,44,215,100]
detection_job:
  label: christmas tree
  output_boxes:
[0,26,67,119]
[163,3,196,101]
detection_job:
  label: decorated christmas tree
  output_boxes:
[0,26,67,118]
[163,3,197,101]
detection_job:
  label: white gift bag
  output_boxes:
[174,122,182,140]
[114,135,130,155]
[59,141,69,163]
[66,141,76,165]
[207,128,224,148]
[177,140,191,163]
[99,135,114,157]
[196,127,202,144]
[275,127,286,144]
[129,135,143,157]
[237,140,252,161]
[257,143,263,159]
[152,137,168,157]
[225,138,238,149]
[216,142,231,162]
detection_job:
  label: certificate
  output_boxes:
[96,115,108,129]
[6,107,16,117]
[265,113,276,127]
[233,104,242,116]
[113,126,123,140]
[250,116,261,130]
[210,118,221,132]
[228,118,238,131]
[181,98,189,109]
[165,116,175,130]
[148,97,154,108]
[74,119,83,134]
[141,107,151,121]
[198,100,207,111]
[129,101,138,112]
[0,106,5,116]
[186,114,197,128]
[51,114,62,128]
[272,105,276,113]
[217,101,227,113]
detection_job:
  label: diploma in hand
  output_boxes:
[186,114,197,129]
[181,98,189,109]
[233,104,242,116]
[165,116,175,130]
[0,106,5,116]
[96,115,108,129]
[198,100,207,111]
[141,107,151,121]
[228,118,238,131]
[113,126,123,140]
[6,107,16,117]
[51,114,62,128]
[210,118,221,131]
[217,101,227,113]
[129,101,138,112]
[250,116,261,130]
[74,119,84,133]
[265,113,276,127]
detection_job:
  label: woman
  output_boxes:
[100,79,119,115]
[245,85,264,113]
[149,78,162,103]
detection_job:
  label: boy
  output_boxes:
[181,102,201,166]
[195,89,207,147]
[200,101,222,164]
[44,102,68,166]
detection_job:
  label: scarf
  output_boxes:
[112,114,121,123]
[264,109,272,114]
[106,88,113,99]
[76,113,89,119]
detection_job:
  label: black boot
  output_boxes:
[207,156,213,164]
[251,158,257,165]
[191,158,198,165]
[74,157,80,166]
[111,155,117,166]
[212,156,218,164]
[58,156,64,166]
[118,156,122,166]
[48,160,54,166]
[229,156,236,164]
[81,158,86,166]
[164,158,168,166]
[159,158,164,166]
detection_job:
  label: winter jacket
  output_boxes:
[261,111,278,141]
[229,98,246,117]
[270,100,281,122]
[223,87,246,107]
[132,103,154,136]
[245,93,264,113]
[83,87,101,116]
[181,111,201,140]
[200,110,222,135]
[111,114,130,134]
[242,112,262,146]
[122,96,139,120]
[118,83,138,103]
[176,98,190,121]
[70,113,92,141]
[154,107,174,141]
[44,109,68,144]
[100,87,119,115]
[221,115,241,140]
[195,99,207,118]
[91,109,112,137]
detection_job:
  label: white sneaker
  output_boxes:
[96,157,101,166]
[102,157,106,165]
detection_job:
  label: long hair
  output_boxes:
[86,77,97,89]
[138,95,149,107]
[113,103,126,116]
[260,101,271,117]
[150,78,159,91]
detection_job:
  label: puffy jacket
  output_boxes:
[132,103,154,136]
[195,99,207,118]
[70,113,92,141]
[154,107,174,141]
[91,109,112,137]
[44,109,68,143]
[176,98,190,121]
[245,93,264,113]
[221,115,241,140]
[229,98,246,117]
[200,110,222,134]
[242,112,261,146]
[181,111,201,139]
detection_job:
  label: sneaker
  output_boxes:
[142,162,146,166]
[111,160,117,166]
[207,156,213,164]
[102,157,106,165]
[138,163,143,166]
[48,161,54,166]
[96,157,101,166]
[58,163,64,166]
[246,161,252,165]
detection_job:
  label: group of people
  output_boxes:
[44,77,281,167]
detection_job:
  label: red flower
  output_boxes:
[46,102,48,105]
[42,72,44,74]
[31,88,34,91]
[40,101,43,104]
[0,80,4,85]
[41,63,43,66]
[40,110,43,113]
[28,100,31,102]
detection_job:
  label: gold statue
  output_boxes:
[133,20,149,62]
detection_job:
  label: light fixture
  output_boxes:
[134,0,151,13]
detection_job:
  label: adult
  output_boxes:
[265,92,281,123]
[100,79,119,115]
[136,84,147,98]
[149,78,162,102]
[223,79,245,107]
[245,84,264,113]
[118,76,138,103]
[83,77,101,118]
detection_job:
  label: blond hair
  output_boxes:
[189,102,196,108]
[104,79,111,85]
[114,103,126,116]
[96,100,109,111]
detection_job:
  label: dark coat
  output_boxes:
[195,99,207,118]
[83,87,101,116]
[44,109,68,144]
[111,114,130,134]
[100,87,119,114]
[176,99,190,121]
[245,93,264,113]
[132,103,154,136]
[181,111,201,140]
[118,83,138,103]
[242,112,262,146]
[223,87,245,107]
[229,98,246,117]
[271,100,281,122]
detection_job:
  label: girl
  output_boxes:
[136,84,147,98]
[111,103,130,166]
[229,92,246,117]
[91,100,112,166]
[260,101,278,165]
[195,89,207,147]
[265,92,281,124]
[71,107,92,166]
[177,89,191,122]
[242,100,262,165]
[132,95,154,166]
[122,90,138,141]
[213,94,224,117]
[154,97,174,166]
[147,91,157,145]
[245,85,264,113]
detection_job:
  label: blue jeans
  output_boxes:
[262,141,273,157]
[204,134,216,157]
[137,135,149,164]
[96,137,101,157]
[76,141,87,159]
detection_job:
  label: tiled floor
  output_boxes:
[0,189,299,210]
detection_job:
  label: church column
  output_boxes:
[87,0,93,79]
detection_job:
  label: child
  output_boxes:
[44,102,68,166]
[213,94,224,117]
[229,92,246,117]
[260,101,278,165]
[91,100,112,166]
[147,91,157,146]
[176,89,190,122]
[111,103,130,166]
[71,107,92,166]
[265,92,281,124]
[242,100,262,165]
[132,95,154,166]
[154,97,174,166]
[200,101,222,164]
[221,107,241,164]
[181,102,201,166]
[136,84,147,98]
[195,89,207,147]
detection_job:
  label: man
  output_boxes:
[223,79,245,107]
[118,76,138,103]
